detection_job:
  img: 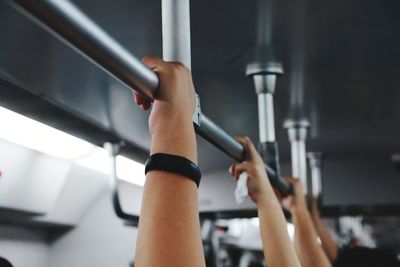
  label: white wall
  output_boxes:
[49,186,139,267]
[0,139,70,215]
[0,226,48,267]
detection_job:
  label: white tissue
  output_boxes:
[235,172,248,204]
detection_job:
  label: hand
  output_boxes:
[133,56,196,136]
[281,177,306,213]
[228,136,274,205]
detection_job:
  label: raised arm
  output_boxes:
[134,57,205,267]
[309,195,339,263]
[229,137,301,267]
[283,178,331,267]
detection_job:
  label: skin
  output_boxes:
[282,178,332,267]
[134,57,205,267]
[229,137,302,267]
[309,195,339,263]
[134,56,303,266]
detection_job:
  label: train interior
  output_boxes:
[0,0,400,266]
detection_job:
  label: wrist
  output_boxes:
[150,121,197,163]
[256,192,280,210]
[290,201,308,215]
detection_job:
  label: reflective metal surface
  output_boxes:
[257,93,275,143]
[1,0,400,207]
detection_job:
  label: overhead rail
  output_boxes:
[6,0,291,196]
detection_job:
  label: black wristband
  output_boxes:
[145,153,202,187]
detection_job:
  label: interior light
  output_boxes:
[0,106,146,186]
[74,147,145,186]
[0,106,93,159]
[75,147,109,174]
[115,155,146,186]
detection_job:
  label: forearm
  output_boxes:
[312,214,338,262]
[135,117,205,267]
[292,204,331,267]
[135,173,204,267]
[258,196,301,267]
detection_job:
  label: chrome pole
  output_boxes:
[284,119,309,192]
[307,152,323,197]
[162,0,191,68]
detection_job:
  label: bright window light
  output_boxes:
[0,106,146,186]
[115,155,146,186]
[75,147,109,174]
[0,106,93,159]
[75,148,146,187]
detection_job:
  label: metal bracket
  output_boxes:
[246,62,284,94]
[192,93,202,126]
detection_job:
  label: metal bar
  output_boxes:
[6,0,291,195]
[5,0,158,101]
[195,115,244,162]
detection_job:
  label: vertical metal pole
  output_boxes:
[284,120,309,193]
[307,152,323,197]
[162,0,191,68]
[258,93,276,142]
[246,63,288,194]
[162,0,202,126]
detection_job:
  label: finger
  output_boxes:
[233,162,249,180]
[235,136,251,149]
[133,92,151,110]
[142,56,166,71]
[284,176,300,185]
[235,136,258,158]
[229,164,237,180]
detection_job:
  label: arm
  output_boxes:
[309,196,338,263]
[134,57,205,267]
[229,137,301,267]
[283,178,331,267]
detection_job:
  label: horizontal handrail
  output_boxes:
[6,0,292,196]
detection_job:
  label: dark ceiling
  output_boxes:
[1,0,400,176]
